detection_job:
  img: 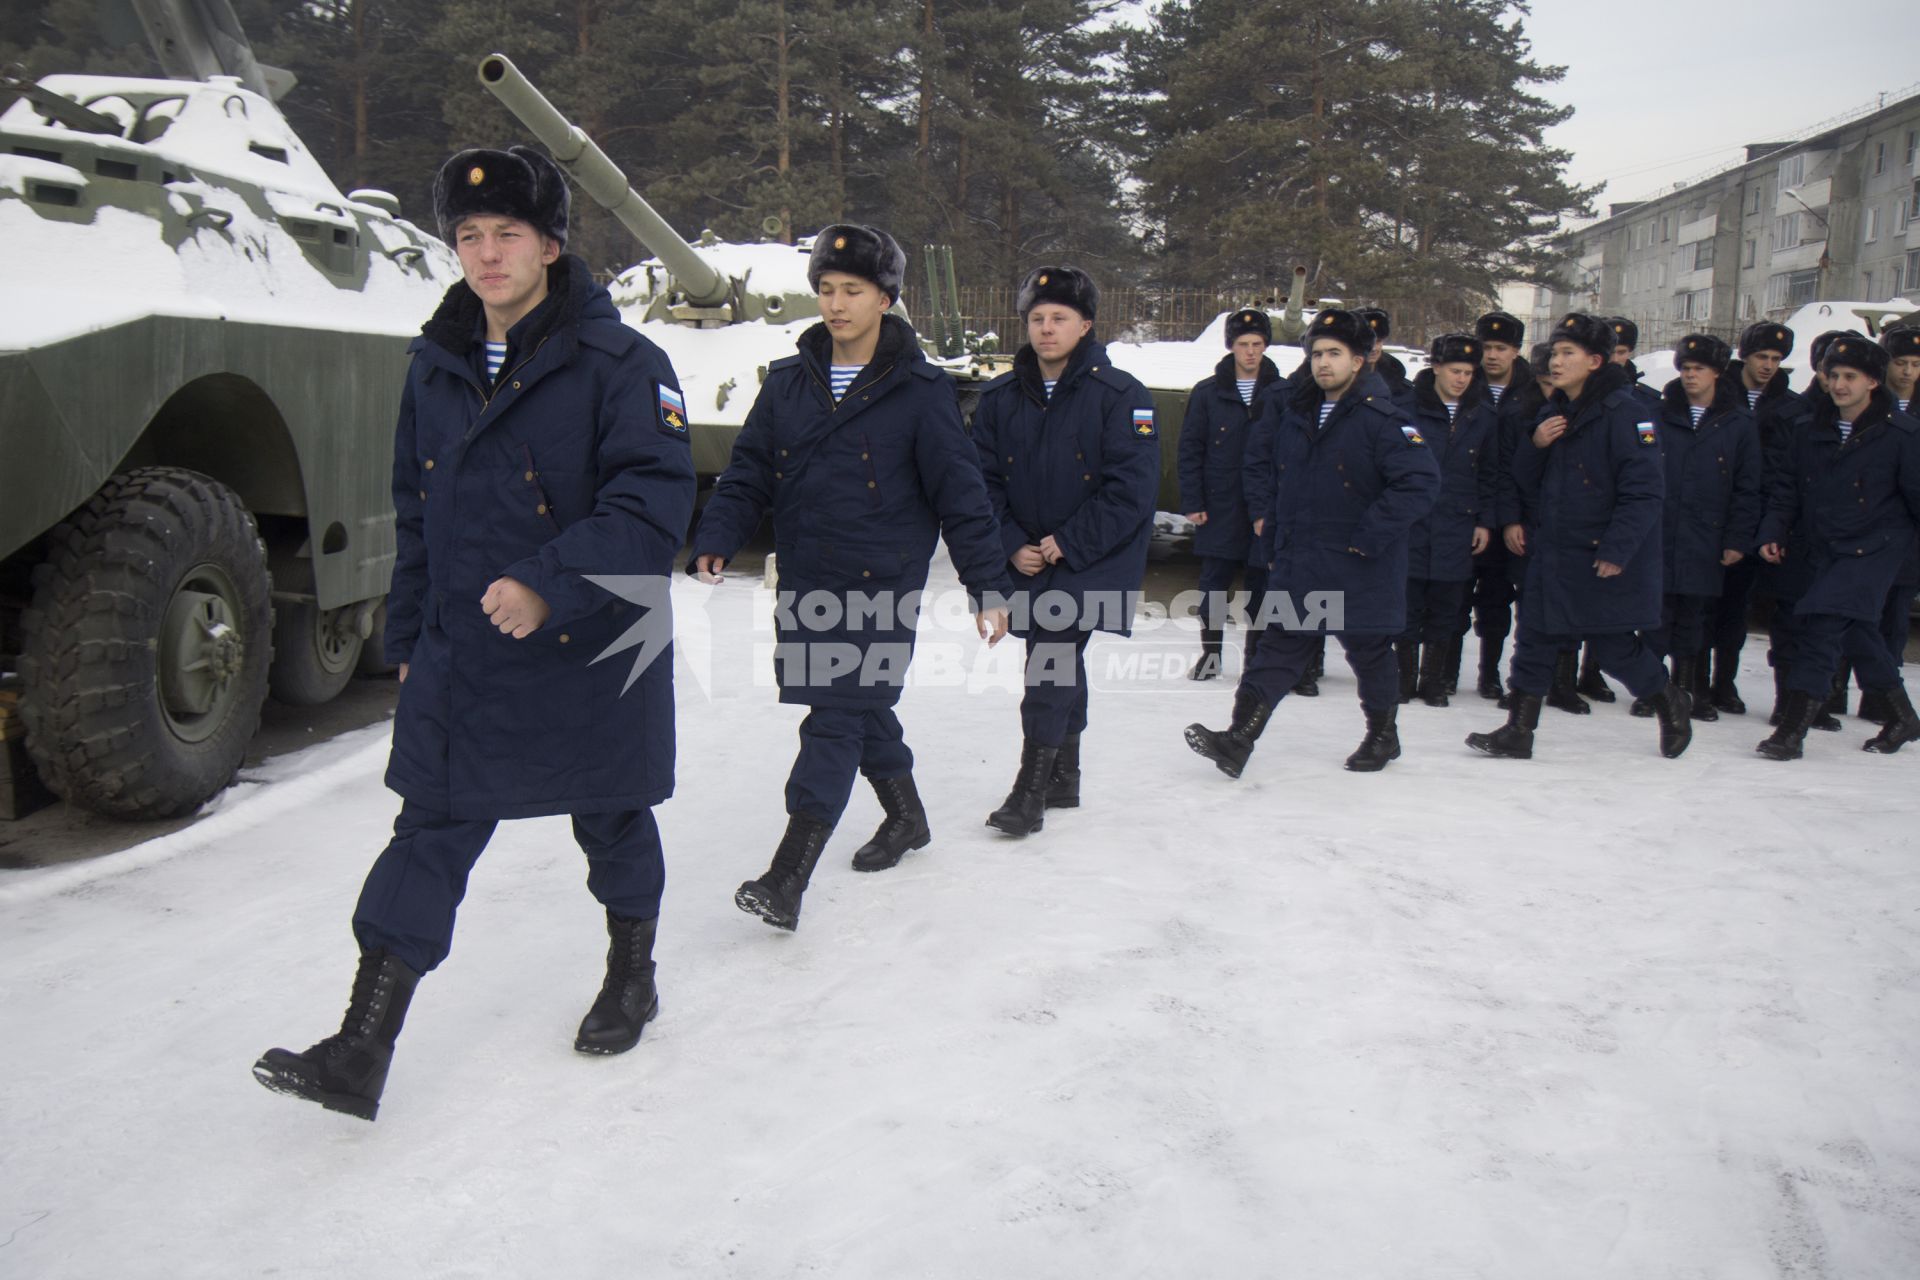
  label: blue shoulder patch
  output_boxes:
[1131,406,1157,438]
[1400,424,1426,445]
[1636,421,1658,446]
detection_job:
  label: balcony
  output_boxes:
[1678,214,1717,245]
[1770,240,1825,273]
[1775,177,1832,219]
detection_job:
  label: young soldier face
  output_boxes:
[1743,350,1782,388]
[816,271,890,350]
[454,215,560,318]
[1824,364,1876,413]
[1549,340,1604,391]
[1230,333,1267,375]
[1888,355,1920,398]
[1027,304,1093,365]
[1679,361,1718,402]
[1433,361,1475,401]
[1610,344,1634,366]
[1480,340,1517,382]
[1309,338,1365,395]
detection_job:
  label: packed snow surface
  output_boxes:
[3,559,1918,1278]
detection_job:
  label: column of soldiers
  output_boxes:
[251,135,1920,1125]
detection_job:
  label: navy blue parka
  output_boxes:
[1404,367,1499,583]
[1176,352,1281,561]
[1653,375,1763,597]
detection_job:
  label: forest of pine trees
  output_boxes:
[6,0,1595,329]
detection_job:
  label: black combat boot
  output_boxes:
[1768,667,1789,727]
[1184,685,1275,779]
[1575,645,1615,703]
[735,814,834,930]
[253,950,422,1122]
[1344,705,1401,771]
[1190,629,1224,681]
[1757,690,1817,760]
[850,773,931,872]
[1629,696,1655,717]
[1863,686,1920,754]
[1477,637,1506,700]
[1441,634,1463,696]
[1466,692,1542,759]
[986,739,1060,836]
[1292,637,1324,696]
[1673,655,1716,721]
[1395,640,1419,704]
[1546,650,1592,714]
[1813,667,1846,731]
[1650,682,1693,758]
[1711,643,1747,714]
[1046,733,1081,809]
[1857,689,1893,724]
[575,911,659,1055]
[1416,640,1450,707]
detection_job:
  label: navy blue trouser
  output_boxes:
[1882,583,1916,669]
[1020,625,1093,746]
[785,706,913,823]
[353,802,665,973]
[1241,630,1397,712]
[1710,556,1760,654]
[1468,547,1522,641]
[1509,625,1667,701]
[1197,556,1267,637]
[1403,578,1469,648]
[1788,612,1905,698]
[1642,594,1713,663]
[1767,599,1805,679]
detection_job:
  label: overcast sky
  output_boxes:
[1522,0,1919,219]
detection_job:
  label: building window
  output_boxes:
[1742,294,1758,319]
[1778,153,1805,188]
[1673,289,1712,321]
[1744,239,1757,269]
[1908,249,1920,294]
[1866,206,1880,243]
[1863,271,1873,298]
[1748,186,1762,215]
[1658,262,1668,288]
[1910,178,1920,220]
[1661,215,1671,242]
[1766,269,1820,311]
[1772,213,1802,252]
[1908,130,1918,166]
[1902,199,1913,233]
[1875,141,1887,175]
[1695,239,1716,270]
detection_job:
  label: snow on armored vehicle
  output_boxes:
[0,68,458,818]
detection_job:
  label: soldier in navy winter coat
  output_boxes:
[1466,311,1542,700]
[1398,333,1498,708]
[1756,335,1920,759]
[1629,334,1761,723]
[255,145,698,1121]
[974,265,1159,837]
[1178,307,1281,680]
[1466,313,1694,761]
[689,226,1012,927]
[1863,326,1920,724]
[1704,321,1802,714]
[1185,308,1440,777]
[1354,307,1413,405]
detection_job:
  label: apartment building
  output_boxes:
[1532,88,1920,350]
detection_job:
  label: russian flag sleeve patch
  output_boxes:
[1636,421,1657,446]
[1131,407,1157,438]
[659,384,688,435]
[1401,424,1425,445]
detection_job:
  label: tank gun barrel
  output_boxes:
[477,54,728,308]
[1277,265,1310,342]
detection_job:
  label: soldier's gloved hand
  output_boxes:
[481,576,552,639]
[693,553,728,584]
[977,608,1011,647]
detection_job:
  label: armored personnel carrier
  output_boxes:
[1,1,459,818]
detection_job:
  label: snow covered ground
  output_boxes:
[4,559,1919,1279]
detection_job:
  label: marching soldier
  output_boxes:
[1861,326,1920,724]
[1178,308,1280,680]
[974,266,1159,837]
[1468,311,1541,700]
[1629,333,1761,722]
[1466,313,1692,760]
[1888,326,1920,414]
[254,145,698,1119]
[1705,321,1803,714]
[1184,308,1439,776]
[690,225,1012,929]
[1756,335,1920,758]
[1354,307,1412,403]
[1399,333,1498,707]
[1572,316,1663,705]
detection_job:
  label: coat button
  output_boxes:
[512,380,521,390]
[781,449,789,456]
[862,452,870,460]
[424,459,435,470]
[1083,473,1092,481]
[524,470,534,481]
[1077,452,1084,459]
[862,569,872,578]
[867,480,877,489]
[418,490,426,500]
[559,633,570,643]
[775,471,783,479]
[536,503,548,515]
[1006,456,1013,463]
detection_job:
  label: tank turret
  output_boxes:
[476,54,816,328]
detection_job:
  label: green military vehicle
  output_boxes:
[1,2,459,819]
